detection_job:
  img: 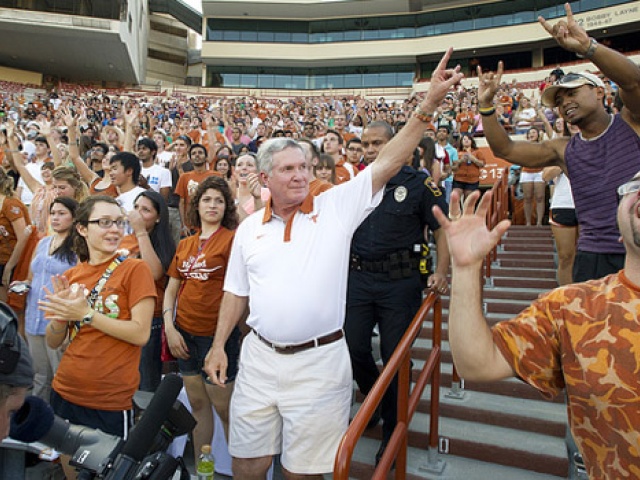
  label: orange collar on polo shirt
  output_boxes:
[262,194,315,242]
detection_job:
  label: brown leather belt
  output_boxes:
[252,329,344,354]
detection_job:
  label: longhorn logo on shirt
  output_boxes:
[178,254,223,281]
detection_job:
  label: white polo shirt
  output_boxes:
[224,166,382,344]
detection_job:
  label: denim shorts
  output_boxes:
[175,325,240,383]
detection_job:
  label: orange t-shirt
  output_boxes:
[335,158,351,185]
[0,197,30,264]
[52,257,157,410]
[167,228,235,336]
[120,235,166,317]
[454,149,485,184]
[309,178,333,197]
[90,177,119,198]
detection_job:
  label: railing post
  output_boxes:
[445,364,465,400]
[420,296,446,474]
[334,294,443,479]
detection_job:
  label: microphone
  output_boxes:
[105,373,183,480]
[10,395,123,475]
[9,395,55,443]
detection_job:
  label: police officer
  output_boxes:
[0,303,34,440]
[345,121,449,464]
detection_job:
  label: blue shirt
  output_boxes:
[25,237,76,336]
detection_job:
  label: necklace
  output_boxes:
[49,235,63,254]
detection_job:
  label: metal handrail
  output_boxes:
[454,168,509,393]
[334,293,443,479]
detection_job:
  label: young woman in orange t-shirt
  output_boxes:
[452,134,485,202]
[163,176,240,463]
[42,196,156,478]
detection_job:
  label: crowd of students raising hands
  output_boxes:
[0,74,601,473]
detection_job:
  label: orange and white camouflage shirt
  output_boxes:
[492,271,640,479]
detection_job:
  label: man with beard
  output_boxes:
[434,174,640,479]
[478,3,640,283]
[175,144,221,234]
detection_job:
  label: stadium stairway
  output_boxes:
[349,225,571,480]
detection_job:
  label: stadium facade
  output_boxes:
[201,0,640,90]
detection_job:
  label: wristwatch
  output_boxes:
[576,38,598,59]
[81,307,95,326]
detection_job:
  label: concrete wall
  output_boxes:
[202,2,640,68]
[0,65,42,85]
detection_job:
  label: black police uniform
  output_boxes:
[345,165,447,446]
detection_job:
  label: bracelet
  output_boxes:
[576,37,598,59]
[136,232,149,238]
[162,308,173,317]
[478,106,496,117]
[413,106,433,123]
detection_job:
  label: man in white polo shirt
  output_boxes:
[205,49,463,479]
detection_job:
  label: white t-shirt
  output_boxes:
[141,164,171,193]
[117,186,146,214]
[156,151,173,168]
[18,160,44,205]
[224,167,382,344]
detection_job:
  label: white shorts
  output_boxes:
[520,171,545,183]
[229,331,352,474]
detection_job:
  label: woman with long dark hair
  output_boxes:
[42,196,156,451]
[163,176,240,463]
[15,197,78,401]
[452,133,485,202]
[120,190,176,392]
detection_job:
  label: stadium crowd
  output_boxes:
[0,7,638,476]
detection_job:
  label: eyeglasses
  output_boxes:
[347,147,362,152]
[87,218,127,229]
[617,179,640,202]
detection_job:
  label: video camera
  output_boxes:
[9,374,196,480]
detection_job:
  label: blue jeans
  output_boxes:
[139,316,162,392]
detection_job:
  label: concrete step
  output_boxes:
[489,267,557,279]
[353,403,568,477]
[492,277,559,289]
[497,249,555,259]
[349,439,565,479]
[502,243,555,252]
[498,258,556,268]
[441,297,538,315]
[355,377,567,438]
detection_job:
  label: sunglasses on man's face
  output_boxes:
[555,73,598,87]
[617,179,640,204]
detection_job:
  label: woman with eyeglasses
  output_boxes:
[120,191,176,392]
[42,196,156,463]
[163,176,240,463]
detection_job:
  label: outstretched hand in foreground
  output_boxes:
[432,190,511,269]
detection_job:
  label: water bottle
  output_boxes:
[196,444,214,480]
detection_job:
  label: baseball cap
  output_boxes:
[541,72,605,107]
